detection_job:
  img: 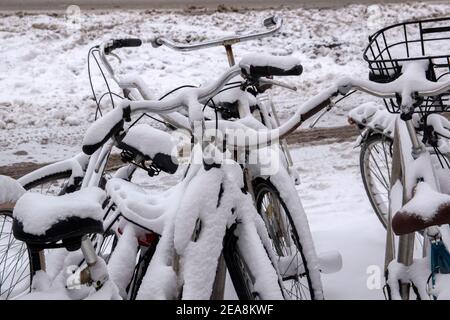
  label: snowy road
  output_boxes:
[0,0,437,11]
[291,142,386,299]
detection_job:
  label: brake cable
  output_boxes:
[309,89,357,128]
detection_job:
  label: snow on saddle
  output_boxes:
[115,124,179,175]
[0,175,26,211]
[392,182,450,235]
[105,178,175,235]
[12,187,105,251]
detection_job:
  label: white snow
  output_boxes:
[348,102,396,137]
[13,187,105,235]
[105,177,174,235]
[17,152,88,187]
[0,175,25,203]
[121,123,176,157]
[107,223,138,298]
[82,106,123,149]
[400,181,450,221]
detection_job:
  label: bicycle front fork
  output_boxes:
[392,118,424,299]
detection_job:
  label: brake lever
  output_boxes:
[259,77,297,91]
[109,52,122,64]
[309,101,335,128]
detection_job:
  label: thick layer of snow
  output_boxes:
[17,152,88,187]
[0,175,25,203]
[401,181,450,221]
[348,102,396,137]
[105,177,174,234]
[82,106,123,149]
[107,223,138,298]
[121,123,176,157]
[13,187,105,235]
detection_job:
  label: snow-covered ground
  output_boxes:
[292,142,386,299]
[1,2,450,160]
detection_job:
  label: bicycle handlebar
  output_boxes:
[152,15,283,52]
[83,64,450,155]
[338,78,450,99]
[85,48,450,156]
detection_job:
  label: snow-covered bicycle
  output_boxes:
[2,52,347,299]
[346,16,450,299]
[348,17,450,231]
[1,17,337,300]
[151,16,324,300]
[69,54,450,299]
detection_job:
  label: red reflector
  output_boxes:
[117,227,158,247]
[138,233,158,247]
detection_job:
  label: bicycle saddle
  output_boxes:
[12,187,105,251]
[0,175,25,210]
[106,178,175,235]
[213,87,259,120]
[392,182,450,235]
[116,124,178,174]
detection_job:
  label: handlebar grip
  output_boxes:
[263,16,277,28]
[105,38,142,54]
[113,38,142,48]
[240,54,303,79]
[116,38,142,48]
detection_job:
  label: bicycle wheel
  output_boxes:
[360,133,393,228]
[253,179,315,300]
[0,171,74,299]
[21,171,73,195]
[223,224,261,300]
[127,239,159,300]
[0,210,43,300]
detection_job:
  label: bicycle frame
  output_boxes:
[385,115,442,299]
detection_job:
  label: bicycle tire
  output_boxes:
[223,224,260,300]
[360,133,393,228]
[126,239,159,300]
[0,210,43,300]
[253,178,315,300]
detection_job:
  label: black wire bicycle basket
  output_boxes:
[363,16,450,113]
